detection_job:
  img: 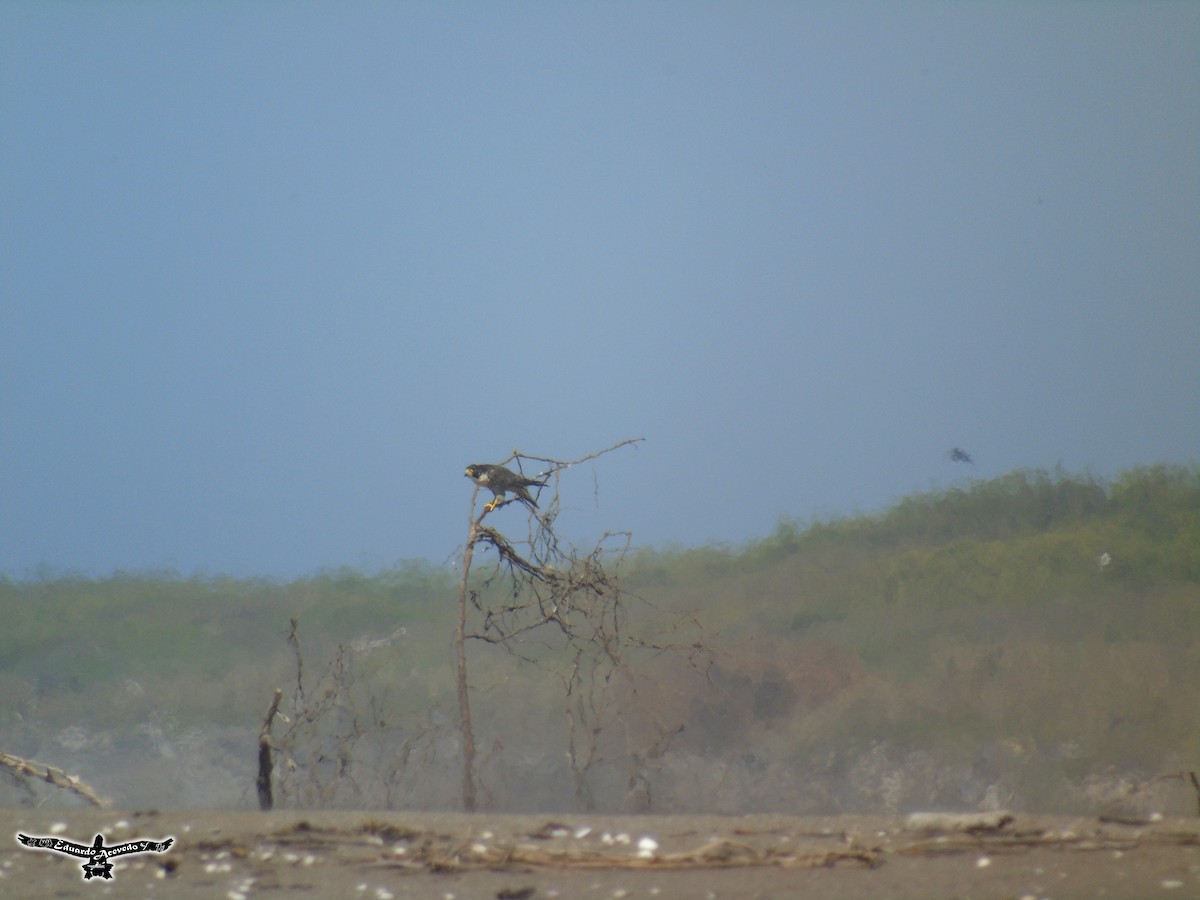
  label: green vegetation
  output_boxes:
[1,463,1197,813]
[623,464,1200,811]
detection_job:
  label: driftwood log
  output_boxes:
[0,751,107,807]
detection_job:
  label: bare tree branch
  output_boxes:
[452,437,711,811]
[0,751,108,808]
[453,438,645,811]
[502,436,646,475]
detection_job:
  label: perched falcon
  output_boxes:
[465,463,547,512]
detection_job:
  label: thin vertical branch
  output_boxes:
[454,490,481,811]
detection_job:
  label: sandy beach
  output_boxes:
[2,808,1197,899]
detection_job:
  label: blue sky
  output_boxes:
[2,2,1197,579]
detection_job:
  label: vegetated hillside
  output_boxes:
[0,464,1197,815]
[623,464,1200,814]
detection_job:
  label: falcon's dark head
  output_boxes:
[464,464,490,485]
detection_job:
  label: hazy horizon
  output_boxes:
[3,2,1197,580]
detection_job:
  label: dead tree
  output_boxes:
[258,619,444,810]
[256,688,283,810]
[454,438,705,811]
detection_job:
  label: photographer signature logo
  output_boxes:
[16,831,174,881]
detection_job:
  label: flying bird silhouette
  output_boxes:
[948,447,974,465]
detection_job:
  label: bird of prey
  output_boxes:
[948,447,974,464]
[465,463,547,512]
